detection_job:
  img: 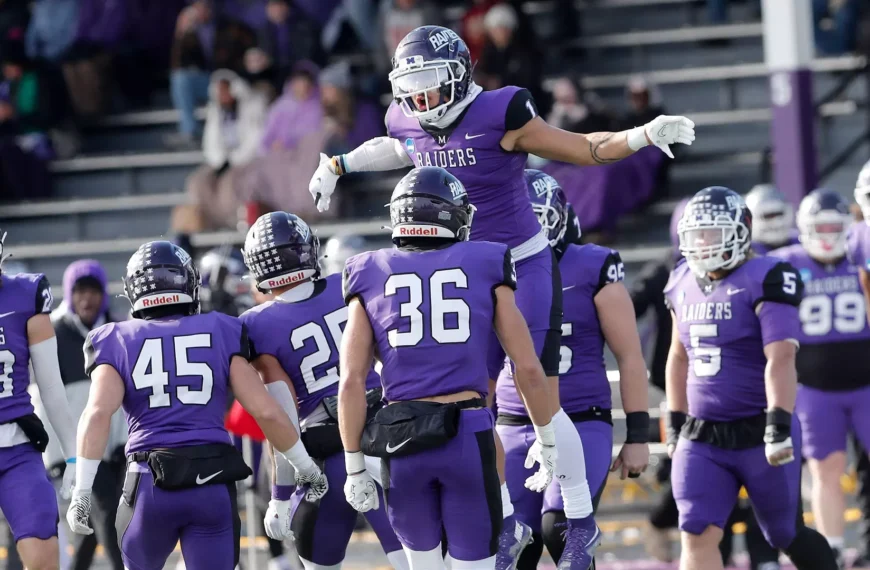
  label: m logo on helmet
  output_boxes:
[428,29,460,51]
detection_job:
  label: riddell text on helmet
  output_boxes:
[398,227,439,236]
[142,294,181,307]
[266,272,308,288]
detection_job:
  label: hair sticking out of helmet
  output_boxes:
[797,189,853,262]
[124,241,201,319]
[389,26,472,125]
[744,184,794,246]
[525,169,569,247]
[389,166,475,245]
[678,187,753,278]
[242,211,320,293]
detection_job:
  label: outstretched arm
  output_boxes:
[501,115,695,165]
[309,137,413,211]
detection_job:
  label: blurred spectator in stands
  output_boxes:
[461,0,499,62]
[243,47,277,99]
[171,70,266,233]
[0,0,30,44]
[25,0,78,63]
[42,259,126,570]
[244,61,332,221]
[475,3,546,112]
[376,0,442,73]
[259,61,322,153]
[621,76,664,128]
[0,41,65,154]
[813,0,859,55]
[322,0,377,55]
[167,0,257,149]
[320,60,384,156]
[257,0,324,89]
[547,76,619,134]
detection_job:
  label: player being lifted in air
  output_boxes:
[239,212,409,570]
[66,241,329,570]
[338,167,556,570]
[494,171,651,569]
[771,189,870,568]
[664,187,838,570]
[309,25,694,570]
[0,229,79,570]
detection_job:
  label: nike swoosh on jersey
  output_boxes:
[385,438,412,454]
[0,311,14,318]
[562,285,576,291]
[726,288,745,295]
[195,470,224,485]
[465,133,485,140]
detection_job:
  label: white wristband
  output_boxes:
[626,126,649,151]
[75,457,100,493]
[278,439,314,473]
[533,421,556,447]
[345,451,366,475]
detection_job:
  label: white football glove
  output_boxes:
[264,499,293,540]
[523,438,558,492]
[344,470,379,513]
[765,437,795,467]
[294,462,329,502]
[642,115,696,159]
[66,489,93,535]
[59,458,76,500]
[308,153,340,212]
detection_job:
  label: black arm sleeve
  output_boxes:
[34,276,52,315]
[504,89,538,132]
[238,323,252,361]
[756,261,804,308]
[83,334,98,377]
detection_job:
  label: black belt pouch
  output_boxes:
[131,443,253,490]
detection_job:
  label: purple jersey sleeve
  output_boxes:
[33,276,52,316]
[753,260,804,309]
[342,252,371,305]
[663,258,690,312]
[213,312,251,364]
[84,322,120,377]
[757,301,801,347]
[847,223,870,270]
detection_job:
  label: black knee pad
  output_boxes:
[516,532,543,570]
[542,510,567,563]
[784,526,839,570]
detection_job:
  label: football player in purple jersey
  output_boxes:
[664,187,837,570]
[0,229,79,570]
[240,212,409,570]
[771,189,868,567]
[66,241,328,570]
[745,184,799,256]
[309,25,695,569]
[339,166,556,570]
[494,170,650,569]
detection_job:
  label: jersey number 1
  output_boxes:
[132,334,214,408]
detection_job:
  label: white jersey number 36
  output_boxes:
[385,269,471,347]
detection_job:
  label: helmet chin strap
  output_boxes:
[423,82,483,129]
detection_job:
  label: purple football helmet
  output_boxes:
[389,26,472,125]
[124,241,200,319]
[678,186,753,277]
[525,169,570,246]
[389,166,474,244]
[242,211,320,292]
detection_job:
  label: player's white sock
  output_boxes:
[552,408,593,519]
[403,544,446,570]
[501,483,514,519]
[387,549,411,570]
[298,558,340,570]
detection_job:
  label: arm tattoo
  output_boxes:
[588,132,619,165]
